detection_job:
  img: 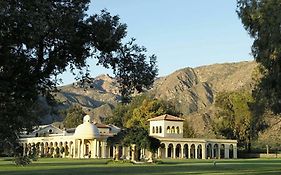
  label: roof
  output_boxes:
[148,114,185,122]
[94,123,110,128]
[74,115,99,138]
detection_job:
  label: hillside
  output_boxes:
[38,61,257,137]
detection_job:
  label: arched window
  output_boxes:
[152,127,155,133]
[159,126,162,133]
[171,126,175,133]
[156,126,159,133]
[167,126,170,133]
[176,126,180,134]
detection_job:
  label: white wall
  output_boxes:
[149,120,183,138]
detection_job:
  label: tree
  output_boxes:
[126,98,178,129]
[0,0,157,152]
[237,0,281,114]
[105,94,179,128]
[107,127,160,161]
[63,105,86,128]
[213,91,265,151]
[97,38,158,103]
[183,120,196,138]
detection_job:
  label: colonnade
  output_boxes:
[22,139,109,159]
[21,139,237,160]
[157,142,237,159]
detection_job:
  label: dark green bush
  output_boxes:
[14,156,31,166]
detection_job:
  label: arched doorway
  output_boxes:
[168,144,173,158]
[206,143,212,159]
[184,144,189,158]
[220,144,225,159]
[213,144,219,159]
[159,143,165,159]
[229,144,234,159]
[176,144,181,158]
[190,144,195,159]
[109,145,114,158]
[197,144,202,159]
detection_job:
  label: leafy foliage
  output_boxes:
[63,105,86,128]
[237,0,281,114]
[183,120,196,138]
[214,91,265,151]
[0,0,157,153]
[97,38,158,103]
[107,127,161,159]
[106,94,179,129]
[14,156,31,166]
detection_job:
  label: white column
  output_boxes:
[173,146,176,158]
[224,144,229,159]
[131,144,136,161]
[188,144,191,159]
[218,144,221,159]
[165,144,169,158]
[202,144,206,159]
[127,147,131,160]
[211,144,214,158]
[39,143,42,157]
[181,145,185,159]
[78,140,81,158]
[115,144,119,160]
[195,145,198,159]
[96,141,99,158]
[158,148,161,159]
[81,139,85,158]
[93,140,97,158]
[233,144,237,159]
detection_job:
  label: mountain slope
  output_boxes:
[39,61,257,138]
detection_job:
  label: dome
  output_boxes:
[74,115,99,139]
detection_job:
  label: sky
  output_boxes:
[59,0,254,85]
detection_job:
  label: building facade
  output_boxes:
[20,114,237,160]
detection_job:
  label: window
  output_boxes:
[176,126,180,134]
[152,127,155,133]
[171,126,175,133]
[159,126,162,133]
[156,126,158,133]
[167,126,170,133]
[48,129,53,133]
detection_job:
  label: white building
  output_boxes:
[20,114,237,160]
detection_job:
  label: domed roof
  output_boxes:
[74,115,99,139]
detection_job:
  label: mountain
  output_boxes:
[38,61,257,137]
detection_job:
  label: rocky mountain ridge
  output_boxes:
[40,61,257,137]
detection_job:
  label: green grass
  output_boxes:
[0,158,281,175]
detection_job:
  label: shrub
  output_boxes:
[14,156,31,166]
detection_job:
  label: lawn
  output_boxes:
[0,158,281,175]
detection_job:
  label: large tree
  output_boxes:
[213,91,265,151]
[106,94,179,129]
[63,105,86,128]
[0,0,157,150]
[107,127,160,161]
[237,0,281,114]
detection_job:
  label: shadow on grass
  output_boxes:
[1,159,281,175]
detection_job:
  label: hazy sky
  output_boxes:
[59,0,253,85]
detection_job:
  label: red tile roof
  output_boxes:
[94,123,110,128]
[148,114,185,121]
